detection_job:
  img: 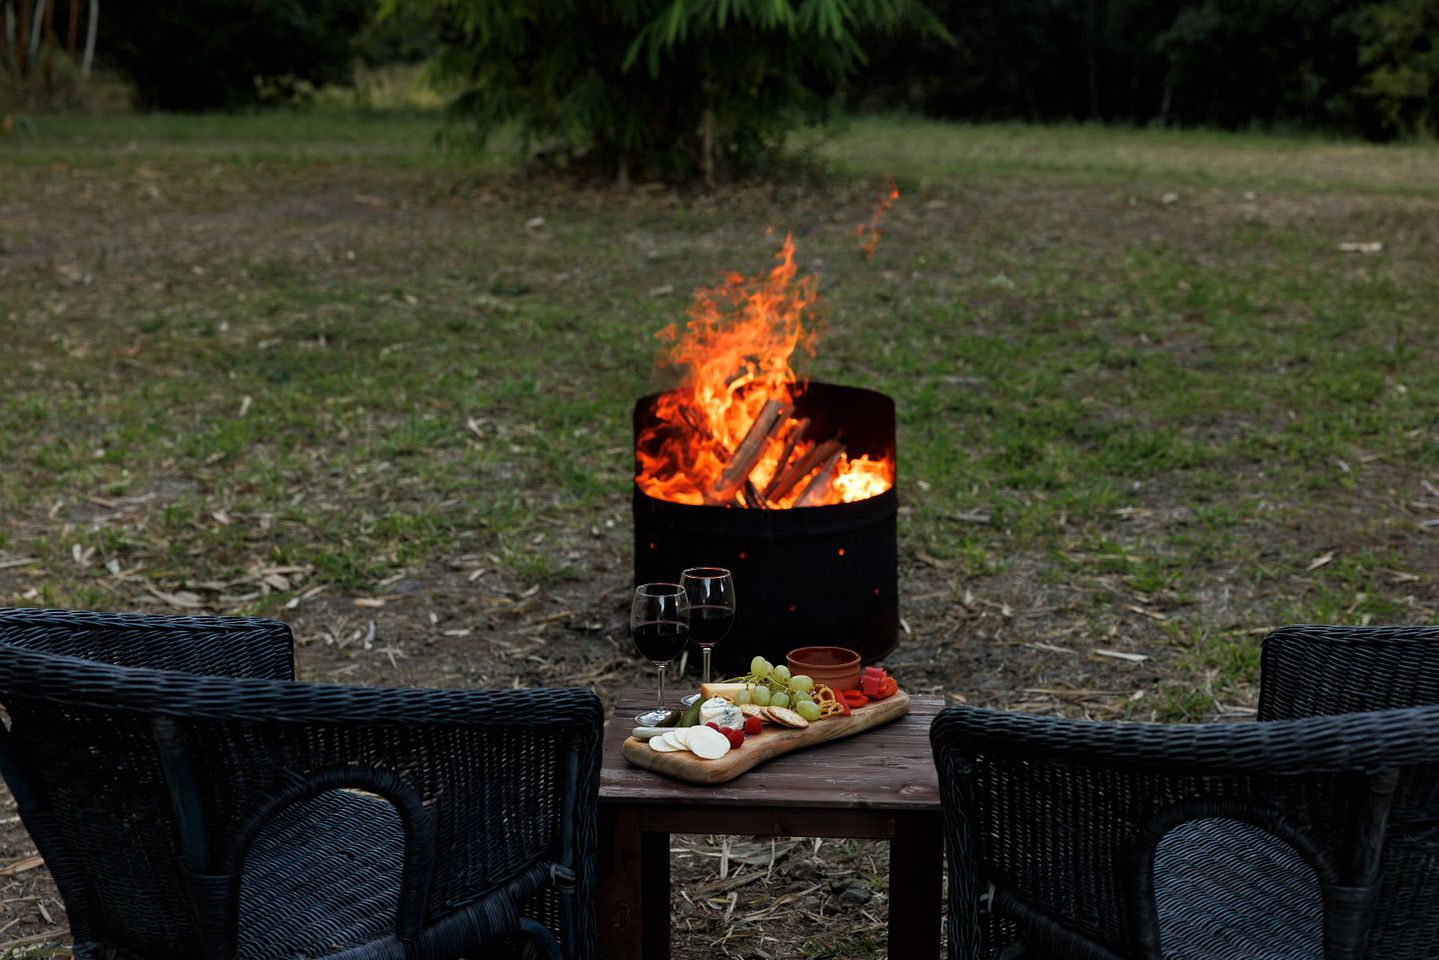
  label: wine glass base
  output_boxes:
[679,692,701,708]
[634,707,672,726]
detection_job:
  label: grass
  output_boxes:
[1,108,1436,956]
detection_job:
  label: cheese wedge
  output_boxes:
[698,682,749,699]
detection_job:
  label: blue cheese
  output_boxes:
[699,696,744,729]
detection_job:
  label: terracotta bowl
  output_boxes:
[786,645,862,693]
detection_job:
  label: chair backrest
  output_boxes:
[0,608,602,960]
[1259,623,1439,959]
[931,702,1439,960]
[0,606,295,679]
[1260,624,1439,720]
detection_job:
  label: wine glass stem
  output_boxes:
[656,662,667,711]
[701,646,712,686]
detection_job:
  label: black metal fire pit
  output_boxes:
[633,381,898,674]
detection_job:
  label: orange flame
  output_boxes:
[856,181,900,259]
[636,235,894,508]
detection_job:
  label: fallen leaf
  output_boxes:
[1306,551,1336,572]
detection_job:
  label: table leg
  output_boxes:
[641,827,671,960]
[598,805,644,959]
[890,809,943,959]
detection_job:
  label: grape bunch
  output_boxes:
[734,657,823,722]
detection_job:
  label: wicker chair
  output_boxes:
[931,624,1439,960]
[0,607,603,960]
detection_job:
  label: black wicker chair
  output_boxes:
[0,607,603,960]
[931,624,1439,960]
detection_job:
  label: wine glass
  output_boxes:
[681,566,735,689]
[631,582,690,725]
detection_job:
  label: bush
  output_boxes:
[398,0,946,182]
[1349,0,1439,136]
[103,0,371,110]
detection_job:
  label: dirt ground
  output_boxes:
[1,118,1436,958]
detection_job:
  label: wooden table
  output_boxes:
[598,688,945,959]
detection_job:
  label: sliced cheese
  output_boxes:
[684,725,731,760]
[649,734,684,752]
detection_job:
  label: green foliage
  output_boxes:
[1349,0,1439,135]
[855,0,1438,140]
[105,0,371,110]
[392,0,945,179]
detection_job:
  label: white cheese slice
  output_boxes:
[685,725,731,760]
[650,733,684,752]
[661,730,689,751]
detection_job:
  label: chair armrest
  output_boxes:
[0,607,294,680]
[934,702,1439,777]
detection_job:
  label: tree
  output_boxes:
[103,0,369,110]
[397,0,947,183]
[1348,0,1439,136]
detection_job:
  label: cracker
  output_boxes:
[765,706,809,729]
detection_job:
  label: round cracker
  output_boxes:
[738,703,767,721]
[765,706,809,729]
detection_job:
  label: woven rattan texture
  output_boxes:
[0,607,602,960]
[1259,624,1439,960]
[931,624,1439,960]
[1152,818,1323,958]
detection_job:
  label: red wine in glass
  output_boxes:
[631,582,689,724]
[681,567,735,689]
[632,619,691,664]
[687,605,735,647]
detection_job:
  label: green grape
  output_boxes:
[751,686,772,706]
[789,674,814,693]
[734,688,751,705]
[770,691,790,709]
[750,656,771,676]
[773,665,791,682]
[795,700,822,722]
[792,691,812,705]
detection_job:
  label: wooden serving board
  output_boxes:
[621,690,911,784]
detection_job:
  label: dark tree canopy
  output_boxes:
[106,0,371,110]
[396,0,947,181]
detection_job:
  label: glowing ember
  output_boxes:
[636,235,895,508]
[856,181,900,259]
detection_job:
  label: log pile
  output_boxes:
[704,403,847,509]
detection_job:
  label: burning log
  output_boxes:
[794,447,845,507]
[707,399,790,504]
[766,438,843,505]
[744,479,769,510]
[763,416,809,500]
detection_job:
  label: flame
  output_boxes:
[856,181,900,259]
[636,235,895,508]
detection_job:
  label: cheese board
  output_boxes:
[621,689,911,784]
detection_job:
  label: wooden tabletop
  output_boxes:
[600,687,943,810]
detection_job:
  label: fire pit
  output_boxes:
[631,235,899,674]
